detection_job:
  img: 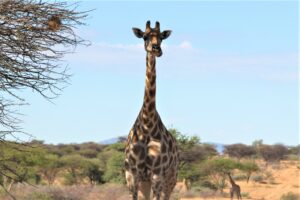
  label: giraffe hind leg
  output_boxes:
[237,188,242,200]
[238,192,242,200]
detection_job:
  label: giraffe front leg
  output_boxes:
[139,181,151,200]
[125,170,139,200]
[162,166,177,200]
[162,176,176,200]
[230,188,234,200]
[151,174,163,200]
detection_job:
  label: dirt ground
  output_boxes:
[180,161,300,200]
[1,161,298,200]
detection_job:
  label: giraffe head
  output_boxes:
[132,21,171,57]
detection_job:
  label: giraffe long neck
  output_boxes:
[142,52,156,117]
[228,174,235,186]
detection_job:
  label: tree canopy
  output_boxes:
[0,0,90,195]
[0,0,89,137]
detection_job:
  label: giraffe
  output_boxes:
[227,173,242,200]
[124,21,179,200]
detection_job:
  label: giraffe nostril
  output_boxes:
[152,45,160,51]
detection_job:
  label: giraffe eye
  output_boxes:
[143,35,149,40]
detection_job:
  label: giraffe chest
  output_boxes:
[125,124,179,172]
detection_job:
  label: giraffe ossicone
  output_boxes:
[125,21,179,200]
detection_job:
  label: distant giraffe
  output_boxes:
[227,173,242,200]
[124,21,179,200]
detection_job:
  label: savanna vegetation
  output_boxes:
[0,129,299,200]
[0,1,299,200]
[0,2,89,199]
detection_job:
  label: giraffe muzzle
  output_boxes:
[152,45,160,51]
[152,45,162,57]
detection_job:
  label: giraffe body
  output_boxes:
[228,173,242,200]
[125,21,179,200]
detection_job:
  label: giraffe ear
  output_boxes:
[132,28,144,38]
[161,30,172,40]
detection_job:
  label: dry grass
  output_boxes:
[1,160,299,200]
[0,184,129,200]
[181,160,300,200]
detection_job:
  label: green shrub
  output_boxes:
[78,149,98,158]
[241,192,250,198]
[63,173,77,185]
[238,160,259,182]
[280,192,300,200]
[199,180,218,190]
[104,142,125,152]
[198,158,239,192]
[287,155,300,161]
[178,163,201,182]
[82,159,104,184]
[103,152,125,183]
[233,174,248,181]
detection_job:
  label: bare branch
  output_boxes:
[0,0,90,187]
[0,0,90,134]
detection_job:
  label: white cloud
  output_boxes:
[66,41,298,81]
[179,41,193,49]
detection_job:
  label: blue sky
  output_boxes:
[17,1,298,145]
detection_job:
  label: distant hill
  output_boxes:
[100,137,224,154]
[99,137,119,145]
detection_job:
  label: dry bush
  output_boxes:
[0,184,129,200]
[251,174,264,183]
[178,187,224,199]
[260,144,289,163]
[181,189,201,198]
[87,183,129,200]
[250,170,276,184]
[241,192,251,198]
[280,192,300,200]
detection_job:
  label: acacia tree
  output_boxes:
[39,154,63,185]
[0,0,89,195]
[199,158,238,193]
[168,128,200,165]
[260,144,289,164]
[0,0,89,138]
[61,154,86,185]
[0,141,44,193]
[224,143,256,160]
[238,161,259,183]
